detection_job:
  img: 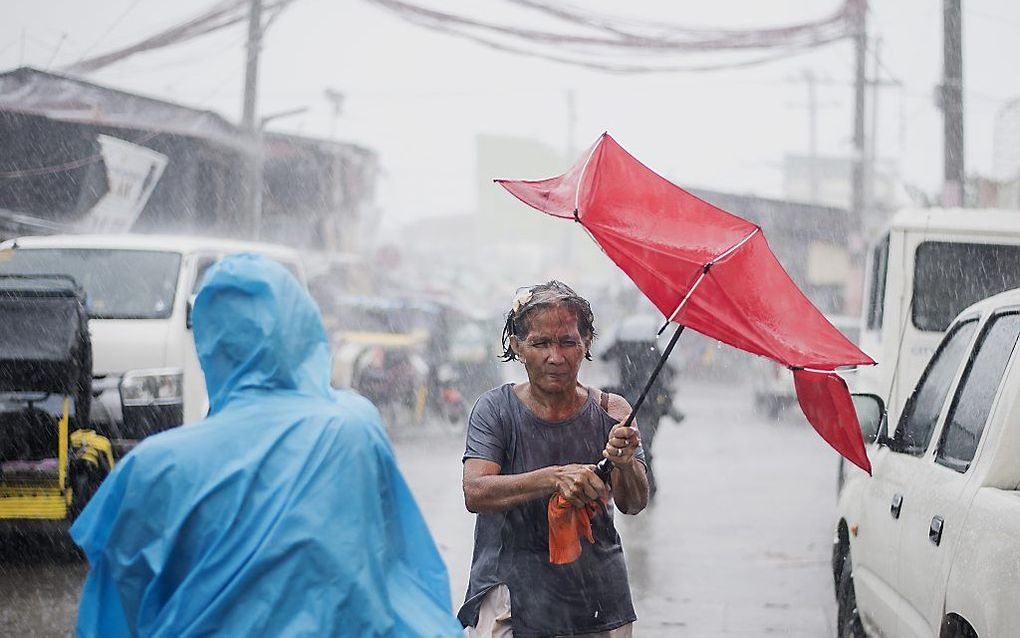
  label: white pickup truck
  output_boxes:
[834,288,1020,637]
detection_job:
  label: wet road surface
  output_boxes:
[0,378,837,637]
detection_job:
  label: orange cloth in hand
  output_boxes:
[547,494,603,565]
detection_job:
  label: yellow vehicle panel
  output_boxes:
[0,485,68,520]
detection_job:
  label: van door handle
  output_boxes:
[891,493,903,519]
[930,515,944,546]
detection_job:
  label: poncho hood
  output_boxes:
[193,253,332,414]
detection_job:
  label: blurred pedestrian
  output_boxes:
[71,254,462,637]
[460,281,649,637]
[600,315,685,500]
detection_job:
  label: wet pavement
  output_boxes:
[0,378,837,636]
[0,534,85,637]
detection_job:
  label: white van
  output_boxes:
[0,234,305,454]
[854,208,1020,425]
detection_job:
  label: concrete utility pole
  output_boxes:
[565,89,577,159]
[850,0,867,228]
[242,0,264,238]
[942,0,964,207]
[786,71,838,204]
[866,38,881,220]
[242,0,263,133]
[804,69,820,204]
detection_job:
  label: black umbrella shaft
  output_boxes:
[595,323,685,481]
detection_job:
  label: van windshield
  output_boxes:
[913,241,1020,331]
[0,248,181,319]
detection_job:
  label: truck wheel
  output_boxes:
[837,552,866,638]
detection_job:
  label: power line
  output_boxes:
[360,0,853,73]
[61,0,854,76]
[60,0,297,75]
[392,10,831,74]
[71,0,148,65]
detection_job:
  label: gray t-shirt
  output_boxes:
[458,383,644,637]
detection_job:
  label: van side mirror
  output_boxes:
[851,393,887,445]
[186,295,197,330]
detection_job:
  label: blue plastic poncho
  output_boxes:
[70,254,462,637]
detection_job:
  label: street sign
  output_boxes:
[79,135,167,233]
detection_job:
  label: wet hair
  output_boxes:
[500,280,597,362]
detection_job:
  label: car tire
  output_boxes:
[837,551,866,638]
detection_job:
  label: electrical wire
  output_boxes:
[504,0,853,49]
[60,0,296,75]
[392,12,833,74]
[361,0,855,73]
[71,0,147,65]
[61,0,247,73]
[61,0,855,76]
[366,0,851,51]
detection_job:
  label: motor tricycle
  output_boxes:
[0,275,113,533]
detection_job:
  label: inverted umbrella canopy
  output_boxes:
[497,133,875,473]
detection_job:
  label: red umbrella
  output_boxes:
[497,133,875,474]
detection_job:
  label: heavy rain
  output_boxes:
[2,1,1020,636]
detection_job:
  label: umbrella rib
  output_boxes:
[663,270,709,328]
[662,227,761,328]
[712,227,760,264]
[573,134,605,217]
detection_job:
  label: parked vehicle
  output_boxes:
[0,235,305,457]
[853,208,1020,425]
[834,287,1020,637]
[0,275,112,531]
[346,331,431,428]
[330,295,500,429]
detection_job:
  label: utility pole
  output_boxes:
[804,69,820,204]
[242,0,263,132]
[786,71,838,204]
[565,89,577,158]
[850,0,867,228]
[243,0,264,238]
[865,38,881,223]
[324,88,345,140]
[942,0,964,207]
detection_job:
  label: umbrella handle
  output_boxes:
[594,323,686,482]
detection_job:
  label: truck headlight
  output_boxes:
[120,368,183,407]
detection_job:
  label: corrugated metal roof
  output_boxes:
[0,67,253,153]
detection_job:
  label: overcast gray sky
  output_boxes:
[4,1,1019,227]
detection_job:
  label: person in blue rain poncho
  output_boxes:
[70,253,462,638]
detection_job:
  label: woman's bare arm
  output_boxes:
[603,393,650,515]
[463,459,607,513]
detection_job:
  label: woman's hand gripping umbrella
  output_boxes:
[496,133,876,476]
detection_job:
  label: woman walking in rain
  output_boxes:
[460,281,648,637]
